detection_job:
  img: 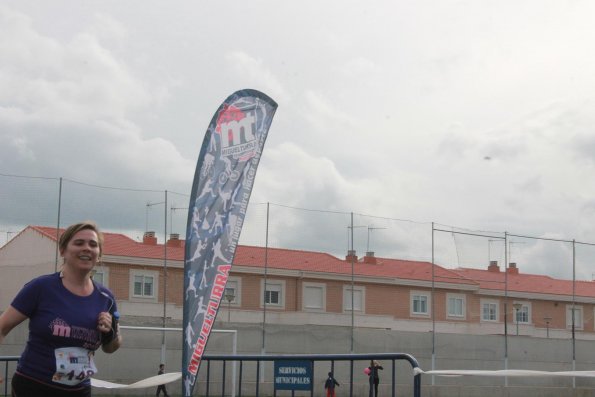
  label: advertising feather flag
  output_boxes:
[182,89,277,396]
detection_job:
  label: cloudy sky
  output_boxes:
[2,1,595,280]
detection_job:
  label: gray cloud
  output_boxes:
[2,1,595,280]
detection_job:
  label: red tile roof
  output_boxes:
[31,226,186,260]
[28,226,474,284]
[24,226,595,297]
[452,267,595,299]
[234,247,476,284]
[373,257,476,285]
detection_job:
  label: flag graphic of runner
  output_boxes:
[182,89,278,397]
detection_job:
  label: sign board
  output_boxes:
[274,360,313,391]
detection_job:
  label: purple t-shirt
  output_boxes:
[11,272,118,388]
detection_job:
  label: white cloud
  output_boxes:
[2,0,595,278]
[88,13,128,45]
[254,142,350,208]
[11,136,36,161]
[302,90,358,126]
[225,51,290,104]
[0,9,152,124]
[338,57,380,79]
[0,5,189,189]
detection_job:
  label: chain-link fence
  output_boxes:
[3,172,595,384]
[4,173,594,276]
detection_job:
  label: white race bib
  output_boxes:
[53,347,98,386]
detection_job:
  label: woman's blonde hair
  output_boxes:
[59,221,104,256]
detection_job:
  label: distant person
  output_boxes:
[156,363,170,397]
[0,221,122,396]
[367,360,383,397]
[324,371,340,397]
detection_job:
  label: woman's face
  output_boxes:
[60,229,101,273]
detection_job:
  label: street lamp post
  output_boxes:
[513,303,522,335]
[544,316,552,338]
[225,289,235,323]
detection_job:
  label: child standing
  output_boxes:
[324,371,340,397]
[156,363,170,397]
[367,360,384,397]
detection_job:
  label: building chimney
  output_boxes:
[488,260,500,272]
[166,233,182,248]
[507,262,519,275]
[345,249,358,262]
[363,251,377,265]
[143,231,157,245]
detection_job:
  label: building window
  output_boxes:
[224,278,241,306]
[261,280,285,308]
[92,267,109,287]
[130,270,158,301]
[447,294,465,319]
[266,287,280,304]
[343,286,365,313]
[411,292,430,316]
[513,302,530,324]
[134,275,154,296]
[481,299,499,322]
[566,305,583,330]
[303,282,326,311]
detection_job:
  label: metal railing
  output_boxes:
[1,353,422,397]
[1,356,18,397]
[201,352,422,397]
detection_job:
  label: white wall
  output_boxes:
[3,319,595,396]
[0,228,56,308]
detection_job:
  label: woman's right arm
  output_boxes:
[0,306,27,383]
[0,306,28,345]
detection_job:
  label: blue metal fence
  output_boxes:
[202,352,421,397]
[1,356,18,397]
[0,353,422,397]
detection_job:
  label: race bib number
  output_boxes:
[53,347,98,386]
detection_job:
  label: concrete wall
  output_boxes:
[0,229,56,309]
[2,317,595,396]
